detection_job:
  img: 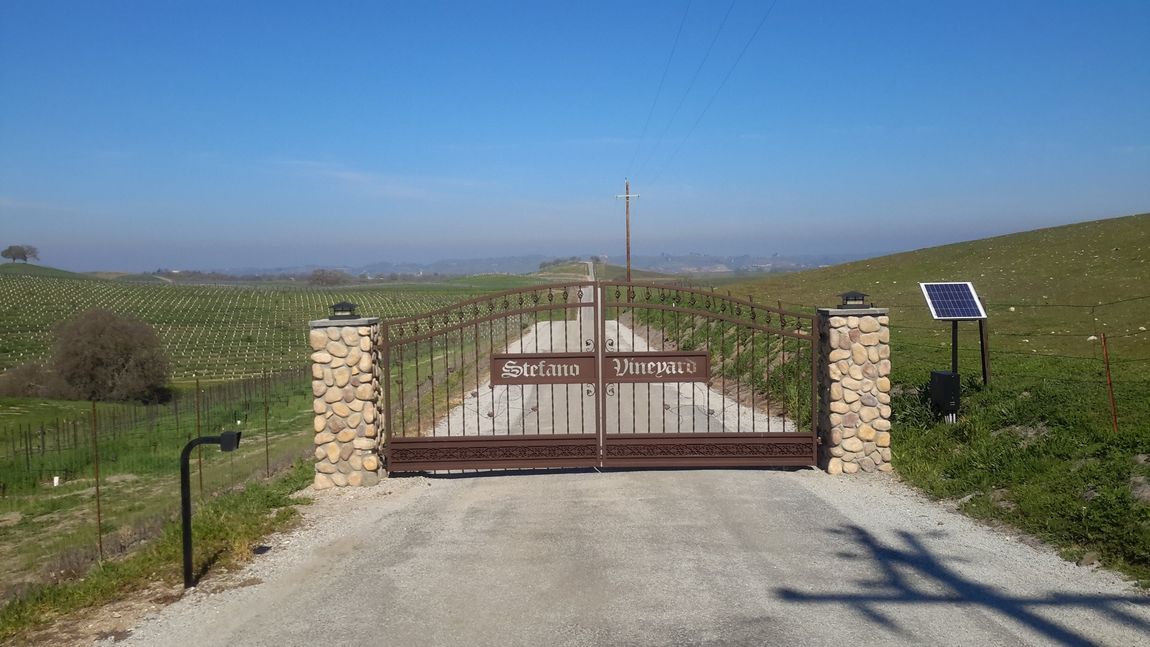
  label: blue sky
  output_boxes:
[1,1,1148,272]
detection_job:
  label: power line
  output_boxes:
[651,0,779,184]
[636,0,738,179]
[627,0,693,177]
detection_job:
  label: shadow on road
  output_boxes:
[776,525,1150,646]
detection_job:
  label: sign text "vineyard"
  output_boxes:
[490,351,710,385]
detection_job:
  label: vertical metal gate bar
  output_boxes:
[473,321,480,436]
[699,321,708,434]
[793,326,800,435]
[504,313,511,434]
[615,293,622,434]
[430,324,436,433]
[518,302,525,435]
[578,286,585,434]
[444,325,451,436]
[645,289,651,434]
[739,321,745,433]
[595,282,606,465]
[810,320,819,437]
[488,319,496,434]
[382,324,394,466]
[721,319,727,433]
[506,303,515,435]
[554,290,558,438]
[415,332,422,435]
[458,319,465,435]
[630,289,636,434]
[563,293,570,435]
[550,292,556,436]
[533,294,542,429]
[765,316,772,434]
[671,303,680,434]
[397,343,406,438]
[660,292,667,433]
[778,305,786,432]
[750,326,756,434]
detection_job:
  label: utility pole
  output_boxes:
[615,179,639,282]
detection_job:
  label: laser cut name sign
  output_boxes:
[491,351,710,386]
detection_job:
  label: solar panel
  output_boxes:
[920,282,987,320]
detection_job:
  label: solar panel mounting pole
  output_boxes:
[951,321,959,374]
[615,179,639,282]
[978,320,991,385]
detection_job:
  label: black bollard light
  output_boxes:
[181,431,241,588]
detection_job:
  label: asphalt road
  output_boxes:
[111,469,1150,646]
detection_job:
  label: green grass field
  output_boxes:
[0,460,314,643]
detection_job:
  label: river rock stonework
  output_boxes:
[308,316,383,489]
[816,308,892,475]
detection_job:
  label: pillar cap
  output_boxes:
[817,307,888,317]
[309,316,380,328]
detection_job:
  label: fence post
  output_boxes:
[195,378,203,497]
[816,306,892,475]
[308,313,383,489]
[1101,333,1119,433]
[263,369,270,478]
[90,401,104,561]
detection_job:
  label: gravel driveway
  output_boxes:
[105,469,1149,646]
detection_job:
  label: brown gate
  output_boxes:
[382,282,817,472]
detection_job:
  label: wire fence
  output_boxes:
[772,295,1150,433]
[0,368,313,602]
[0,369,312,496]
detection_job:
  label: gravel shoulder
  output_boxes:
[96,468,1149,647]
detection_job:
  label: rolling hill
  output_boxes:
[728,212,1150,375]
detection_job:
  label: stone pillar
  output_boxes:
[817,308,892,475]
[308,316,383,489]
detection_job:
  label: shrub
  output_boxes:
[52,309,170,402]
[0,363,70,398]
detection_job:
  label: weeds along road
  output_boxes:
[107,469,1149,647]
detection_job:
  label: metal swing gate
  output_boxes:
[380,282,818,472]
